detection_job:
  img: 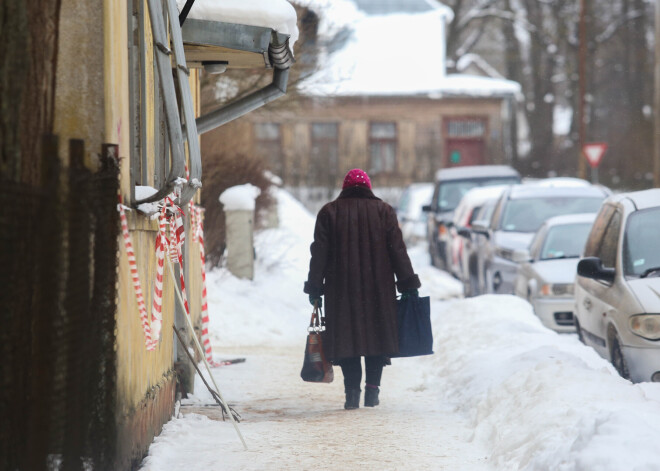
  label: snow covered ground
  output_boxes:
[140,189,660,471]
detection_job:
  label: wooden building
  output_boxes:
[204,1,520,204]
[1,0,295,469]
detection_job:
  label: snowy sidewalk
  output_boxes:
[141,345,492,470]
[140,189,660,470]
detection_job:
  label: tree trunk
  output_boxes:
[0,0,62,184]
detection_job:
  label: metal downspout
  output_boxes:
[195,37,293,135]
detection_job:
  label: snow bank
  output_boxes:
[207,188,316,347]
[177,0,299,47]
[219,184,261,211]
[423,295,660,470]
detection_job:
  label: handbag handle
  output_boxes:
[308,302,326,332]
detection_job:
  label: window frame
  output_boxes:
[368,121,398,175]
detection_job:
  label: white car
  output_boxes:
[513,213,596,332]
[396,183,434,244]
[449,185,509,294]
[574,189,660,383]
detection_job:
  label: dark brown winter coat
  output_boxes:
[304,186,421,362]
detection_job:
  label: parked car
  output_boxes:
[574,188,660,383]
[512,213,596,332]
[423,165,521,270]
[472,184,609,295]
[396,183,434,245]
[449,185,509,294]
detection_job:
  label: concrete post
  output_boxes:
[220,184,261,280]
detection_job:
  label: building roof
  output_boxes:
[299,4,520,98]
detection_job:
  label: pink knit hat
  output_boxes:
[342,168,372,190]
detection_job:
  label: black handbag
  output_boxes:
[391,295,434,357]
[300,304,334,383]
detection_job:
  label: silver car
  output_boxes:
[513,213,596,332]
[472,183,609,295]
[575,189,660,383]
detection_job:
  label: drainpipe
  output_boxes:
[195,36,293,135]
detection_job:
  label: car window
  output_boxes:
[489,195,505,229]
[475,200,496,225]
[584,204,615,257]
[623,207,660,277]
[528,225,547,259]
[499,197,603,233]
[596,210,621,268]
[540,223,593,260]
[468,205,483,225]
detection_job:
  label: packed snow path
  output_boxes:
[140,189,660,470]
[142,345,492,470]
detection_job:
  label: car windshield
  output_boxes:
[437,177,518,212]
[539,222,592,260]
[500,197,603,232]
[623,207,660,277]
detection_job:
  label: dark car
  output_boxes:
[423,165,521,270]
[472,183,609,295]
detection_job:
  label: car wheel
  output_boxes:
[610,333,630,380]
[574,318,585,344]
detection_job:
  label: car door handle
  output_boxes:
[583,298,592,310]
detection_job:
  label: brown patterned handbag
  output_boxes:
[300,303,334,383]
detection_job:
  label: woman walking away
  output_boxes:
[304,169,421,410]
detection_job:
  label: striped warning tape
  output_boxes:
[118,197,156,350]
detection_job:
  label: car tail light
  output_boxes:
[629,314,660,340]
[438,224,447,238]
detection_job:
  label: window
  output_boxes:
[623,207,660,277]
[540,223,593,260]
[129,0,170,191]
[447,118,486,138]
[310,123,339,187]
[255,123,285,180]
[369,122,397,174]
[584,205,615,257]
[596,210,621,268]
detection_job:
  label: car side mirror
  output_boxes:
[512,249,531,263]
[577,257,615,283]
[457,227,472,239]
[471,221,490,238]
[422,204,431,212]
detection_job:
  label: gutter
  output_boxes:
[195,33,293,135]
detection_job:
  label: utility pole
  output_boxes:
[578,0,587,180]
[655,0,660,187]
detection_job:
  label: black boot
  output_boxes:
[364,386,379,407]
[344,389,360,410]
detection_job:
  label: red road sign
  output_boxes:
[583,142,608,168]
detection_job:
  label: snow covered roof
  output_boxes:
[177,0,299,47]
[299,5,520,98]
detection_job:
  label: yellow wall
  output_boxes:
[102,0,203,457]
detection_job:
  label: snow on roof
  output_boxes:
[300,11,450,96]
[177,0,299,47]
[299,9,519,98]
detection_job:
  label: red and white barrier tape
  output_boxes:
[118,198,156,350]
[118,187,215,358]
[194,205,214,364]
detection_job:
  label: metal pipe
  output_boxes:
[578,0,587,180]
[196,67,290,135]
